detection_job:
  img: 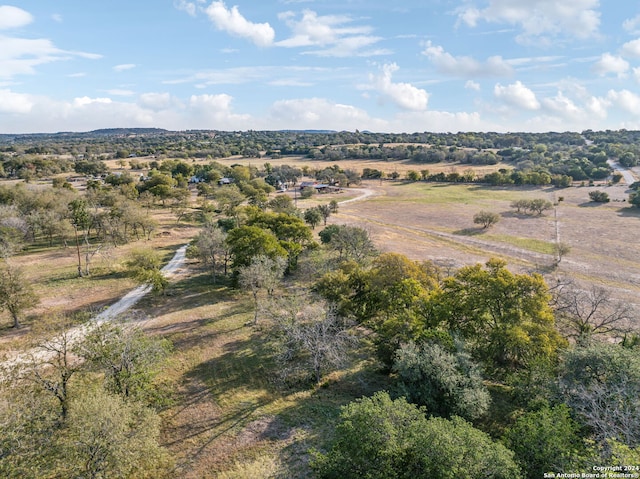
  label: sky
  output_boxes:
[2,1,640,134]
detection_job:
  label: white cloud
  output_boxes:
[188,93,251,128]
[392,110,488,133]
[494,81,540,110]
[113,63,136,72]
[204,1,275,47]
[269,97,383,130]
[52,14,63,23]
[465,80,481,91]
[139,92,178,111]
[456,0,601,44]
[593,53,629,77]
[623,14,640,34]
[106,89,135,96]
[606,89,640,115]
[268,79,313,87]
[0,6,33,30]
[541,91,582,120]
[370,63,429,111]
[0,35,101,79]
[0,89,34,113]
[276,10,387,57]
[175,0,197,16]
[622,38,640,58]
[422,41,513,77]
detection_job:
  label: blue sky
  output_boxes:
[1,1,640,133]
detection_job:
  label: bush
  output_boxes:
[311,391,521,479]
[503,404,587,479]
[588,190,610,203]
[393,341,490,420]
[473,210,500,228]
[300,187,315,199]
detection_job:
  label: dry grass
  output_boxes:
[332,180,640,306]
[135,269,388,478]
[3,164,640,477]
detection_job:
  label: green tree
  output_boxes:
[68,198,91,277]
[78,322,171,401]
[441,259,565,374]
[393,341,490,420]
[503,404,586,479]
[326,224,376,262]
[0,262,38,328]
[126,248,168,294]
[588,190,610,203]
[62,389,171,479]
[473,210,500,229]
[317,204,332,225]
[311,391,521,479]
[304,207,323,229]
[226,225,287,269]
[528,198,553,216]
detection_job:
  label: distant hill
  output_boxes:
[88,128,169,136]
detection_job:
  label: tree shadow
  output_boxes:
[453,227,485,236]
[616,206,640,218]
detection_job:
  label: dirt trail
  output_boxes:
[2,246,188,371]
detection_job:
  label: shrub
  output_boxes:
[393,341,490,420]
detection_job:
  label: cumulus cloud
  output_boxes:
[541,91,582,120]
[276,10,388,57]
[465,80,481,91]
[422,41,512,77]
[269,97,383,130]
[370,63,429,111]
[0,89,34,113]
[456,0,601,44]
[0,5,33,30]
[138,92,176,110]
[623,14,640,34]
[494,80,540,110]
[0,88,254,133]
[593,53,629,77]
[113,63,136,72]
[606,89,640,115]
[622,38,640,58]
[204,1,275,47]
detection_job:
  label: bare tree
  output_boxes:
[238,255,287,324]
[188,222,229,282]
[24,328,81,421]
[265,294,354,384]
[559,344,640,450]
[554,282,635,343]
